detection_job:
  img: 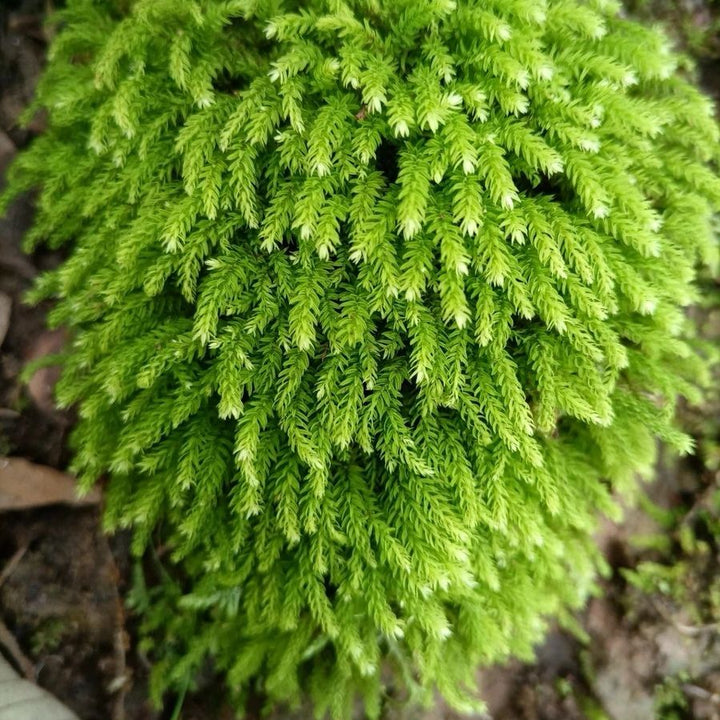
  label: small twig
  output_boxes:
[674,621,720,637]
[135,648,153,673]
[110,625,129,720]
[680,480,718,528]
[0,543,28,589]
[683,683,720,705]
[107,540,129,720]
[651,597,719,637]
[0,617,35,680]
[0,256,35,281]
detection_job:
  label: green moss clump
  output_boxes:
[3,0,720,716]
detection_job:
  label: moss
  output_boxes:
[3,0,719,716]
[30,616,69,656]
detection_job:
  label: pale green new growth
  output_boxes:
[4,0,720,716]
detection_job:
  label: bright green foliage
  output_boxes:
[4,0,720,716]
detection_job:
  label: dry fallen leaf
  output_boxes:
[0,654,79,720]
[0,130,15,176]
[0,293,10,348]
[25,328,66,414]
[0,457,101,511]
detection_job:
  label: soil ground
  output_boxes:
[1,2,719,720]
